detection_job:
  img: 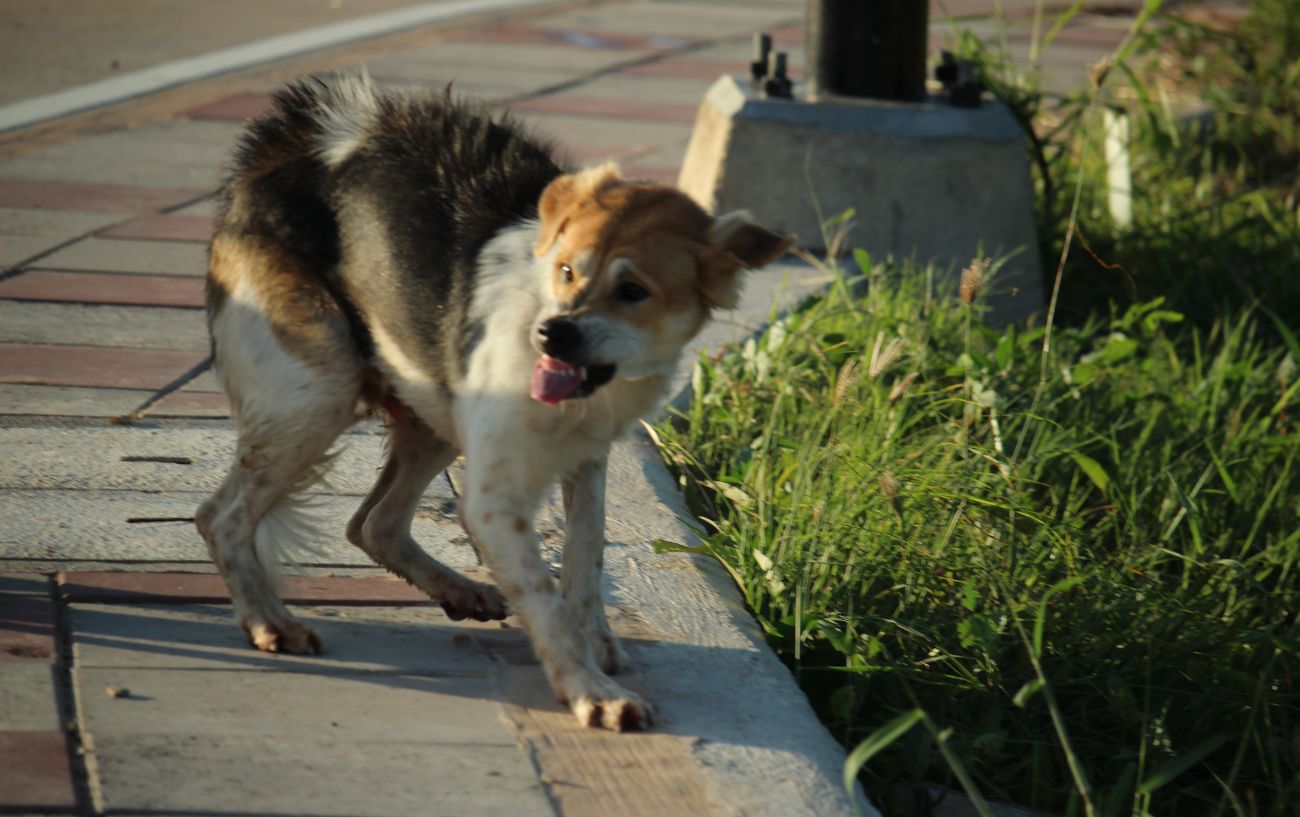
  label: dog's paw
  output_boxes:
[570,688,654,732]
[440,579,509,622]
[587,628,628,675]
[560,672,653,731]
[244,617,322,655]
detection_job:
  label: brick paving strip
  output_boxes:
[0,271,205,308]
[0,575,79,812]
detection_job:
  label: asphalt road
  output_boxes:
[0,0,438,106]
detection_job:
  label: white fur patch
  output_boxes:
[312,72,382,168]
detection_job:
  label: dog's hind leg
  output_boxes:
[197,235,364,654]
[345,410,508,621]
[199,418,349,654]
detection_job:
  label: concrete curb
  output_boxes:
[0,0,555,133]
[597,433,876,817]
[581,257,877,816]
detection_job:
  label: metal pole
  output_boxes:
[806,0,930,102]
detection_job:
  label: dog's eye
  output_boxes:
[559,263,573,284]
[616,281,651,304]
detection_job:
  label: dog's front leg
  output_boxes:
[460,423,651,730]
[560,457,626,674]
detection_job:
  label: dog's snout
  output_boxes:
[538,317,582,360]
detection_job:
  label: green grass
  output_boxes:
[652,2,1300,814]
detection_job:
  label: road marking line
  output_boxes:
[0,0,552,133]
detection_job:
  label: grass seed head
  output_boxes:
[1089,56,1113,89]
[878,470,904,519]
[835,359,860,406]
[890,371,919,404]
[869,333,905,379]
[960,258,991,306]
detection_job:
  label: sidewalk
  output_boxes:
[0,1,1149,815]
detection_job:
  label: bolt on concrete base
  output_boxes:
[679,75,1046,323]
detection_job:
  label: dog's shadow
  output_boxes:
[69,602,814,757]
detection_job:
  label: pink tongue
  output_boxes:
[530,355,583,405]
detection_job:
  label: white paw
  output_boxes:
[570,688,654,732]
[559,670,653,731]
[243,616,322,655]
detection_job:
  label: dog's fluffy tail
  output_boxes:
[252,452,341,590]
[309,71,382,169]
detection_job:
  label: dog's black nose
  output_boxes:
[538,317,583,360]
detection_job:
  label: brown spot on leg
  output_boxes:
[513,517,527,534]
[482,512,493,524]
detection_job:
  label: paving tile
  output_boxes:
[393,41,653,74]
[465,24,691,50]
[0,344,205,390]
[0,595,57,662]
[0,490,472,564]
[683,39,806,80]
[0,235,58,269]
[184,92,275,121]
[88,734,549,817]
[0,130,229,190]
[494,661,715,817]
[60,573,433,606]
[0,574,51,596]
[0,424,443,497]
[0,207,123,239]
[0,731,76,810]
[148,390,229,418]
[564,73,722,106]
[534,3,793,40]
[0,178,198,214]
[178,368,220,392]
[770,23,804,45]
[507,95,699,124]
[0,490,208,563]
[70,604,514,674]
[0,270,205,307]
[368,58,578,98]
[31,237,208,276]
[0,301,209,351]
[76,666,510,739]
[517,112,692,162]
[171,197,218,217]
[622,58,748,80]
[0,664,64,730]
[99,213,215,243]
[0,384,148,418]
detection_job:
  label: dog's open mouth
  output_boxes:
[531,355,617,404]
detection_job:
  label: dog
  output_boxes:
[195,74,792,731]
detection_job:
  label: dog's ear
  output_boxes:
[535,163,622,256]
[698,211,794,309]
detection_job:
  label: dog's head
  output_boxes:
[528,164,792,405]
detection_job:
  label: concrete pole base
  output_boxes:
[678,75,1046,323]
